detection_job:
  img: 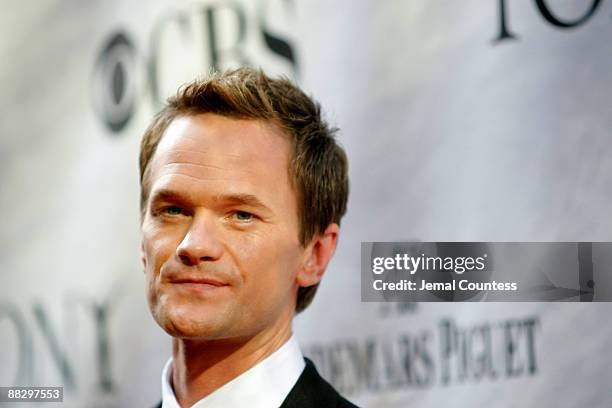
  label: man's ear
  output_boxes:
[297,223,339,287]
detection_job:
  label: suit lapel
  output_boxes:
[280,358,339,408]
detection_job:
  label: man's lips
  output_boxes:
[168,276,229,287]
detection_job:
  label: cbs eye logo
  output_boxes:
[92,31,138,134]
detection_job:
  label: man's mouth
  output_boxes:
[168,276,229,293]
[170,276,228,286]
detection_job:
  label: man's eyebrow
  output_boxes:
[149,189,190,205]
[149,189,272,212]
[214,193,271,212]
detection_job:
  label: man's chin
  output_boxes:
[151,303,230,339]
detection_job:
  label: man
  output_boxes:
[139,67,356,407]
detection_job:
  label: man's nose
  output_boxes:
[176,213,223,266]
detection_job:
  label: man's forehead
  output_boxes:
[145,113,295,196]
[157,113,290,154]
[147,114,292,176]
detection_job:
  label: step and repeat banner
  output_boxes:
[2,1,612,407]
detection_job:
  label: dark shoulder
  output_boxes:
[281,358,360,408]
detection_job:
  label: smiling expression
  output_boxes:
[141,113,308,340]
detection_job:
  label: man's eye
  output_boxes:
[162,206,184,216]
[234,211,253,221]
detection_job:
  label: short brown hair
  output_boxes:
[139,67,349,313]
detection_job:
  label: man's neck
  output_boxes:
[171,321,293,408]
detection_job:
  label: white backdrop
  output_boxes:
[1,1,612,407]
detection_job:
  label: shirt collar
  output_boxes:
[161,335,305,408]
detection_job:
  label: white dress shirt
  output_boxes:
[161,335,305,408]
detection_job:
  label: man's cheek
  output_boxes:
[154,230,183,256]
[143,252,159,278]
[144,236,177,271]
[146,277,159,317]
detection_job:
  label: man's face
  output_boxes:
[141,113,306,340]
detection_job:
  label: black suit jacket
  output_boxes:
[280,358,358,408]
[153,358,358,408]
